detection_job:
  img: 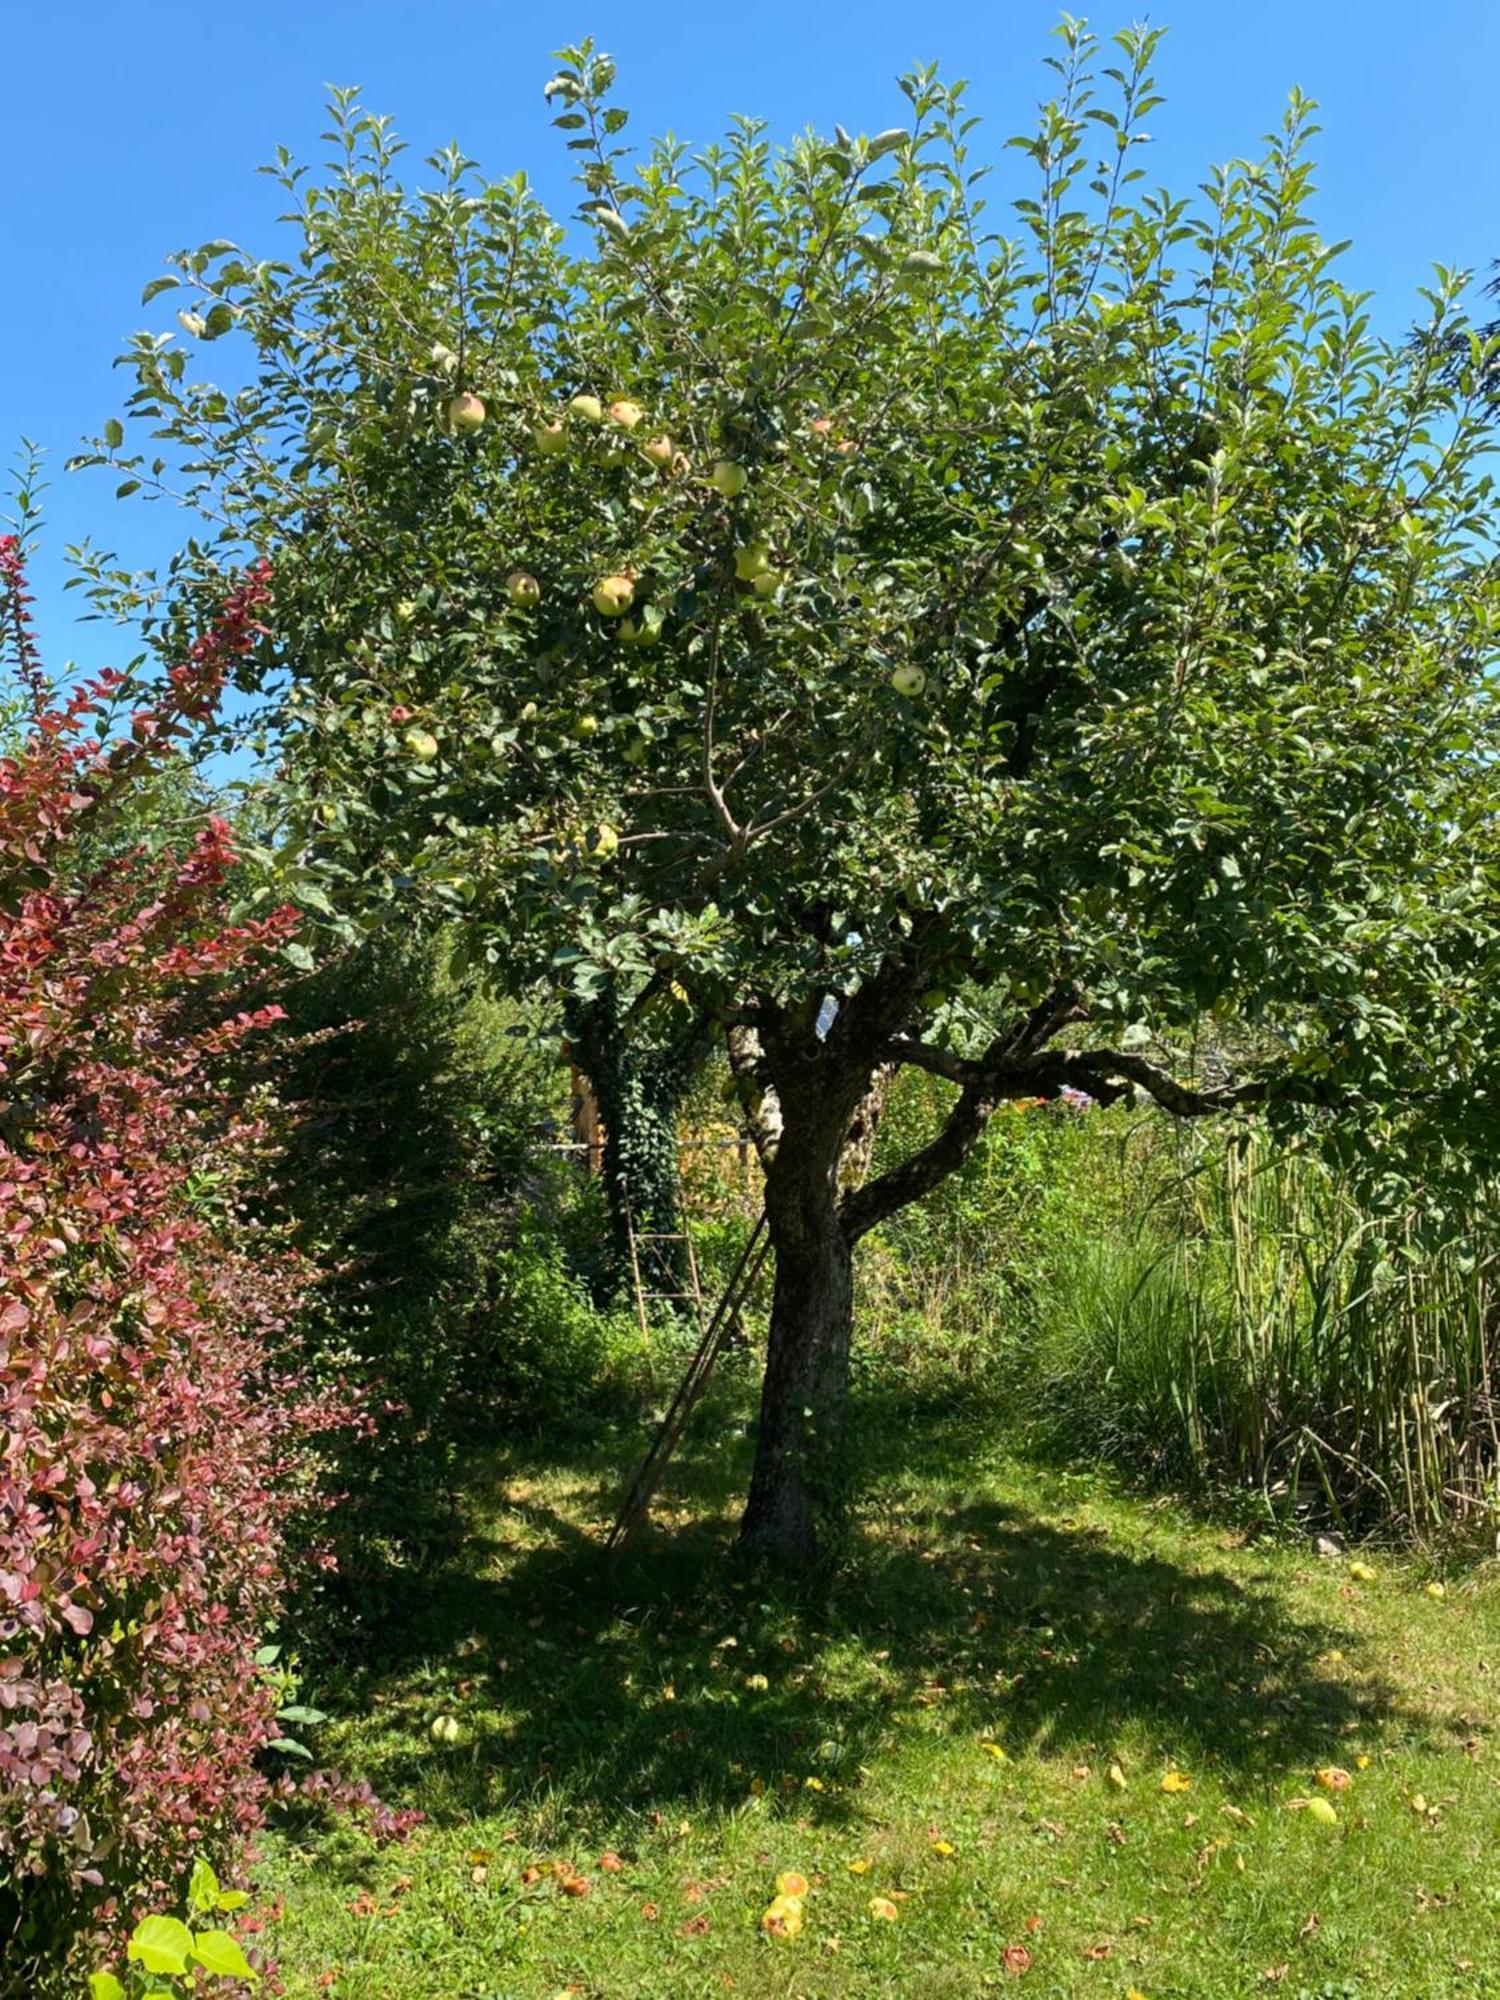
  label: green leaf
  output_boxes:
[867,127,910,159]
[103,418,124,449]
[88,1974,127,2000]
[274,1703,328,1725]
[127,1915,193,1977]
[202,302,235,339]
[141,275,181,303]
[191,1929,258,1980]
[188,1855,221,1915]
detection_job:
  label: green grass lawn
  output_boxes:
[259,1399,1500,1997]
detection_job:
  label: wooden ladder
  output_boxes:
[605,1210,770,1554]
[624,1207,708,1340]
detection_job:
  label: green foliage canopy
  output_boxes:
[85,21,1500,1205]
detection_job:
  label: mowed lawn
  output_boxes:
[259,1403,1500,1998]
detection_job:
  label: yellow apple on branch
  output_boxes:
[446,392,486,434]
[591,573,635,617]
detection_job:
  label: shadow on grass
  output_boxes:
[308,1392,1424,1836]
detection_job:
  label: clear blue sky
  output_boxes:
[4,0,1499,677]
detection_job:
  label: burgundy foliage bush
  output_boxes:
[0,539,359,1984]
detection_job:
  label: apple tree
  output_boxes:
[82,25,1500,1564]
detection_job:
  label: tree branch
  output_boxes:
[844,1031,1332,1241]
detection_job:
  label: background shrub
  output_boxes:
[263,936,648,1594]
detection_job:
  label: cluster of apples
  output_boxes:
[527,392,759,638]
[438,373,927,708]
[530,390,692,481]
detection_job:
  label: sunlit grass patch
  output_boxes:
[259,1410,1500,1997]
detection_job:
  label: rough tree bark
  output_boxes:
[738,1077,867,1562]
[737,983,908,1568]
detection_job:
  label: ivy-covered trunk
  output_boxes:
[568,988,709,1303]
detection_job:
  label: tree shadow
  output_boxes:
[308,1400,1442,1837]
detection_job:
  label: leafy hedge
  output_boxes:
[0,542,360,1988]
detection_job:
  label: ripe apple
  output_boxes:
[750,570,780,598]
[389,703,414,723]
[570,713,600,739]
[708,460,748,498]
[592,573,635,617]
[642,434,675,469]
[533,419,567,455]
[446,392,486,434]
[591,823,620,860]
[734,543,772,582]
[608,399,644,429]
[809,415,834,439]
[404,726,440,761]
[429,1714,462,1745]
[569,393,604,423]
[890,665,926,697]
[506,571,541,608]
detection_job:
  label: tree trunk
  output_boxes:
[739,1051,869,1569]
[739,1179,854,1565]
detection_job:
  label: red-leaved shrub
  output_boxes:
[0,540,358,1989]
